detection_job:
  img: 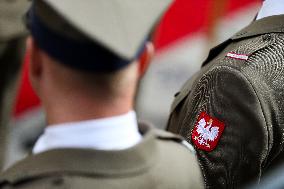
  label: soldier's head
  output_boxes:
[25,0,172,122]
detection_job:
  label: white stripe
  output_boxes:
[226,52,249,60]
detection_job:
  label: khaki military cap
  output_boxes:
[27,0,172,71]
[44,0,172,60]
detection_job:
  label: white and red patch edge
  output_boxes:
[226,52,249,60]
[191,112,225,152]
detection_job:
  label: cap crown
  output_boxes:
[43,0,172,60]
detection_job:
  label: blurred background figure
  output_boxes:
[0,0,30,170]
[5,0,262,167]
[5,52,44,169]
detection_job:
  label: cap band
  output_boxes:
[28,4,143,72]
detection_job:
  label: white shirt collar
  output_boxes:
[33,111,142,154]
[256,0,284,20]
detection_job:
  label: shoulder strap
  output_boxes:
[153,128,196,154]
[139,122,196,153]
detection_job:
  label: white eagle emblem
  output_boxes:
[195,118,219,148]
[192,112,225,151]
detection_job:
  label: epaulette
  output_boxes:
[139,121,196,154]
[153,127,196,154]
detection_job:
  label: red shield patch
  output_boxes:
[191,112,225,152]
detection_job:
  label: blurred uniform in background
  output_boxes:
[167,0,284,188]
[0,0,30,170]
[0,0,204,188]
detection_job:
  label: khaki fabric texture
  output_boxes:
[167,14,284,189]
[0,0,30,41]
[0,124,204,189]
[38,0,172,60]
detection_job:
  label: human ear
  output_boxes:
[27,37,43,95]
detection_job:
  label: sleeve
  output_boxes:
[168,66,269,188]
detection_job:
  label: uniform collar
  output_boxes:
[201,14,284,67]
[256,0,284,20]
[0,124,157,184]
[0,124,187,185]
[232,14,284,40]
[33,111,142,153]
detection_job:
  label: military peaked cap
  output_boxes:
[27,0,172,71]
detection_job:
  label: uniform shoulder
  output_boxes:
[153,128,196,152]
[150,127,205,188]
[139,122,196,154]
[201,32,280,73]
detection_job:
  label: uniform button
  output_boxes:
[262,34,271,41]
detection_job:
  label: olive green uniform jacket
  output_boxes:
[0,124,204,189]
[167,15,284,188]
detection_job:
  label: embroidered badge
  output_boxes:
[191,112,225,152]
[226,52,249,60]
